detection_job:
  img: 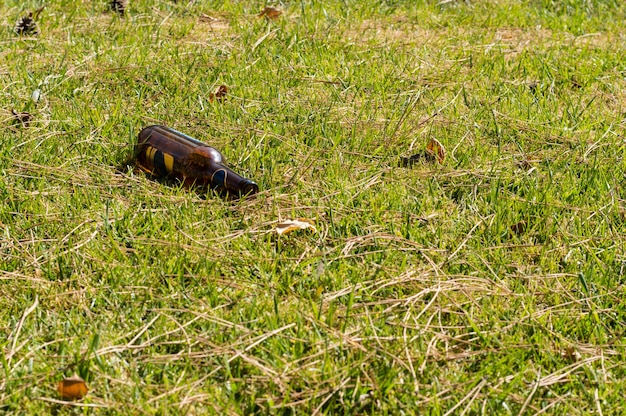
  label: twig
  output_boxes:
[595,388,603,416]
[228,323,296,363]
[446,215,492,263]
[443,378,487,416]
[311,377,350,416]
[517,371,540,416]
[7,296,39,370]
[96,314,160,356]
[35,397,108,407]
[386,92,421,143]
[539,357,600,387]
[459,377,487,416]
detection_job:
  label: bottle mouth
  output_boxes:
[241,182,259,196]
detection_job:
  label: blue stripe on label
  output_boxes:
[211,169,226,188]
[153,151,167,176]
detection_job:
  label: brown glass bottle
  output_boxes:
[136,125,258,196]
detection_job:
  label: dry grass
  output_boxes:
[2,0,626,414]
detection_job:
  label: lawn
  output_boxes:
[2,0,626,414]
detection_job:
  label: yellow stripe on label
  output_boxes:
[163,153,174,173]
[146,146,157,164]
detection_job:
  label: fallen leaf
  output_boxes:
[209,85,228,102]
[399,152,425,167]
[110,0,127,16]
[275,219,316,235]
[527,80,539,95]
[58,374,88,401]
[561,346,581,362]
[32,5,46,20]
[31,89,41,102]
[200,13,219,23]
[258,6,283,20]
[510,221,526,235]
[425,138,445,164]
[516,157,533,170]
[11,110,31,126]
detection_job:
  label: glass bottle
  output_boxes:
[136,125,258,196]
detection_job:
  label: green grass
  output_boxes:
[2,0,626,413]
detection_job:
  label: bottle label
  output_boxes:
[145,146,174,176]
[211,169,227,189]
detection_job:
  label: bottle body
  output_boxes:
[136,125,258,196]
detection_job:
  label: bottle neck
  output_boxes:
[204,161,258,196]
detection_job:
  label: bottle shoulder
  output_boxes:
[187,146,224,166]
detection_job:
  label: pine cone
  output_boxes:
[15,13,38,36]
[110,0,127,16]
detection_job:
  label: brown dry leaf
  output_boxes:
[425,138,445,164]
[57,374,88,401]
[516,157,533,170]
[258,6,283,20]
[561,346,581,362]
[11,110,31,127]
[209,85,228,102]
[32,5,46,20]
[399,152,425,167]
[510,221,527,235]
[275,219,317,235]
[200,13,219,23]
[527,80,539,95]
